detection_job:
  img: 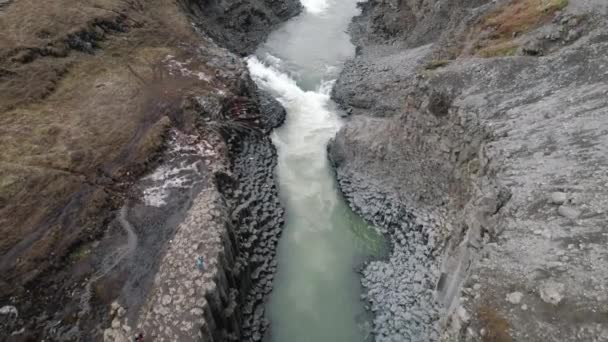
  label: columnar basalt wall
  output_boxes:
[101,89,287,342]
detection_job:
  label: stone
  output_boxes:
[549,192,567,205]
[0,305,18,317]
[457,306,470,323]
[110,301,120,315]
[190,308,204,316]
[558,205,581,219]
[506,292,523,304]
[523,40,543,56]
[566,28,583,42]
[539,281,565,305]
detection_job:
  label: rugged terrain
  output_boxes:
[329,0,608,341]
[0,0,298,340]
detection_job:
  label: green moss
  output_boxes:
[478,44,519,58]
[69,244,92,262]
[425,59,450,70]
[550,0,569,11]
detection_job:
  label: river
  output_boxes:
[246,0,385,341]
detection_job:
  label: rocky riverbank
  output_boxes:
[330,0,608,341]
[102,87,287,342]
[0,0,298,340]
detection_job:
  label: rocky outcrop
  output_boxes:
[330,0,608,341]
[221,91,286,341]
[182,0,301,55]
[102,88,286,342]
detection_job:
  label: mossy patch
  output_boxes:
[482,0,569,38]
[69,244,92,262]
[472,0,568,58]
[478,306,513,342]
[425,59,450,70]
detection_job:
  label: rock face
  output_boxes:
[102,89,286,342]
[220,92,286,341]
[183,0,301,55]
[0,0,297,340]
[330,0,608,341]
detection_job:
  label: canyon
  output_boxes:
[1,0,608,341]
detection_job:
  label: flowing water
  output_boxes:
[246,0,385,341]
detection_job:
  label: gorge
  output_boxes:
[1,0,608,341]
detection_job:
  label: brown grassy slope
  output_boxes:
[0,0,215,294]
[435,0,569,59]
[475,0,568,57]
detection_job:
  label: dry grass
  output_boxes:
[477,42,520,58]
[0,0,127,54]
[471,0,568,57]
[0,0,222,293]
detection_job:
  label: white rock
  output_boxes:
[506,291,523,304]
[110,301,120,314]
[539,281,565,305]
[549,192,567,205]
[103,328,115,341]
[0,305,17,317]
[558,205,581,219]
[190,308,204,316]
[10,328,25,336]
[457,306,470,323]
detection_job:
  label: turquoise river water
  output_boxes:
[246,0,385,341]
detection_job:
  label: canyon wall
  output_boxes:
[330,0,608,341]
[0,0,298,340]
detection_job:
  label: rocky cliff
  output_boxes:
[0,0,298,340]
[330,0,608,341]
